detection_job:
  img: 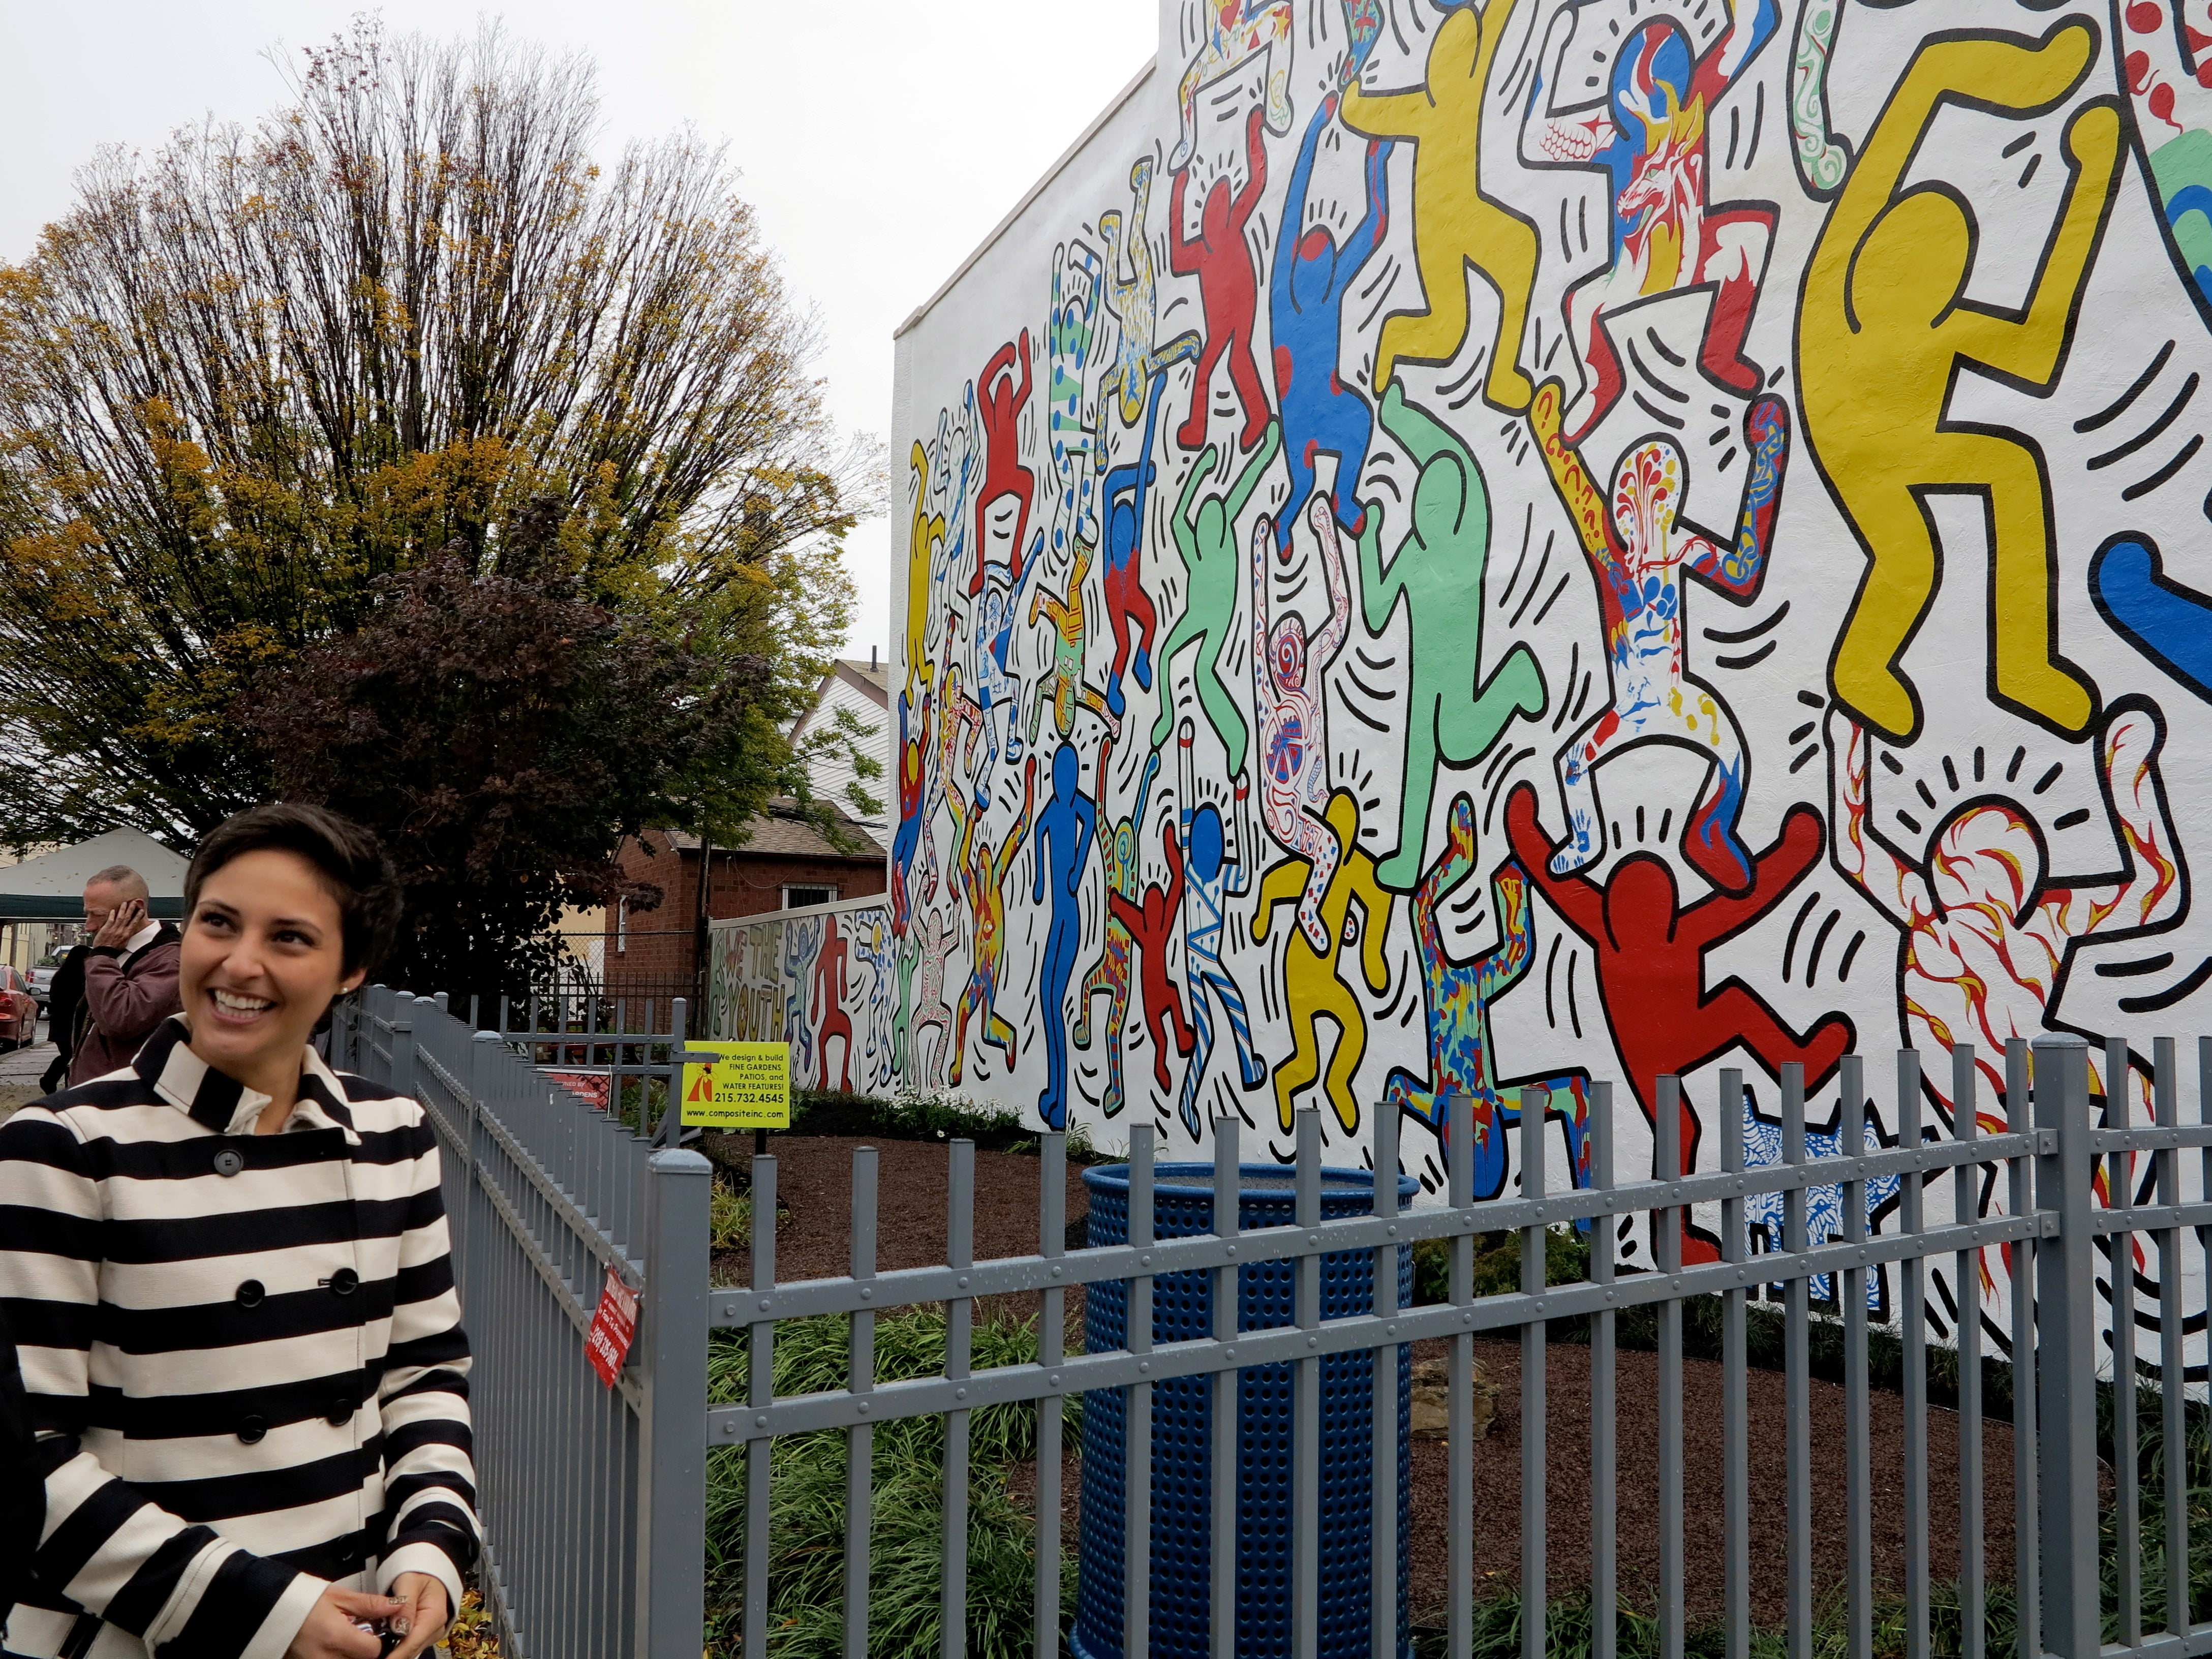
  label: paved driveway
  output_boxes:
[0,1021,54,1119]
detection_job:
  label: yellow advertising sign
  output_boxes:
[680,1041,791,1129]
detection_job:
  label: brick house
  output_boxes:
[599,803,886,1011]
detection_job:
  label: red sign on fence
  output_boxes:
[587,1267,639,1388]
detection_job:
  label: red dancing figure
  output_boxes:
[1110,819,1198,1095]
[1504,782,1853,1261]
[810,915,855,1096]
[1171,107,1272,454]
[970,331,1037,595]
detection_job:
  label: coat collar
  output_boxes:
[133,1016,361,1143]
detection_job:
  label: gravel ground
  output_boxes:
[709,1132,2026,1625]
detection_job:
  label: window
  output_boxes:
[783,884,835,910]
[616,899,627,956]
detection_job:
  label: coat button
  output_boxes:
[327,1268,358,1297]
[326,1398,354,1425]
[236,1280,264,1308]
[212,1150,244,1178]
[236,1415,267,1445]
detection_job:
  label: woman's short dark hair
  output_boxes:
[185,804,403,977]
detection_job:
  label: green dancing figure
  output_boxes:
[1357,382,1547,889]
[1152,420,1280,779]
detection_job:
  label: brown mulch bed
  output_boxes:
[704,1132,1092,1296]
[714,1134,2024,1623]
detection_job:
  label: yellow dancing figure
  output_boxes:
[1341,0,1541,410]
[1799,19,2120,743]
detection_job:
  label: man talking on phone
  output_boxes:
[65,865,182,1088]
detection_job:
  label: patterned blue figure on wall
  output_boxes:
[1033,740,1098,1130]
[1271,92,1391,547]
[1742,1085,1901,1311]
[1176,719,1266,1138]
[1381,794,1591,1201]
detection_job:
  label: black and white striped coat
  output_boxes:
[0,1018,478,1659]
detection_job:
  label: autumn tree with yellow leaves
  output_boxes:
[0,23,879,988]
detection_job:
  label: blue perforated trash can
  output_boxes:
[1072,1163,1415,1659]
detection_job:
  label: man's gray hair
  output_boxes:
[87,865,149,903]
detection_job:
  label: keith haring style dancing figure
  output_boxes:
[810,915,855,1096]
[890,691,930,939]
[1341,0,1540,409]
[1100,370,1170,718]
[1168,0,1296,173]
[1531,385,1789,891]
[1356,382,1547,889]
[1827,702,2184,1125]
[908,906,960,1090]
[1111,819,1199,1108]
[1100,159,1202,430]
[1030,536,1121,745]
[1177,718,1265,1138]
[1154,421,1279,778]
[1048,241,1108,560]
[969,556,1032,767]
[1506,782,1853,1261]
[1271,94,1390,545]
[1799,20,2120,744]
[1033,742,1099,1130]
[906,446,947,699]
[1382,795,1591,1201]
[1253,498,1354,954]
[783,916,822,1079]
[933,389,981,611]
[970,331,1038,595]
[1171,107,1273,454]
[1077,733,1162,1119]
[1522,0,1781,443]
[1742,1088,1899,1308]
[949,757,1039,1085]
[851,912,898,1089]
[1255,789,1395,1134]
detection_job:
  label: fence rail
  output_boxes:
[327,988,2212,1659]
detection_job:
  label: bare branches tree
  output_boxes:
[0,20,870,850]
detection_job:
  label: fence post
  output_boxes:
[390,998,417,1101]
[2033,1032,2098,1659]
[636,1146,711,1659]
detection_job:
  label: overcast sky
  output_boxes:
[0,2,1157,663]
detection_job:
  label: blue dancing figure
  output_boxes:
[2091,534,2212,705]
[1175,719,1266,1139]
[1271,94,1390,547]
[1099,371,1170,719]
[1033,741,1098,1130]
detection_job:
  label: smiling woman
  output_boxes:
[0,804,479,1659]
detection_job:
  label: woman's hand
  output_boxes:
[285,1586,403,1658]
[385,1572,451,1659]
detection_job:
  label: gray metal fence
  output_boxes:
[331,984,711,1659]
[328,988,2212,1659]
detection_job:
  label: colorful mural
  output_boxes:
[717,0,2212,1349]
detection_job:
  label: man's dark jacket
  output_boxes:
[36,948,85,1097]
[65,925,180,1088]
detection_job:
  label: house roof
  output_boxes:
[656,800,885,862]
[836,657,889,701]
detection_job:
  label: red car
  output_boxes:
[0,966,36,1051]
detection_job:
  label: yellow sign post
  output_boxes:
[679,1041,791,1130]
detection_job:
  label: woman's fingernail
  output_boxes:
[391,1619,410,1636]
